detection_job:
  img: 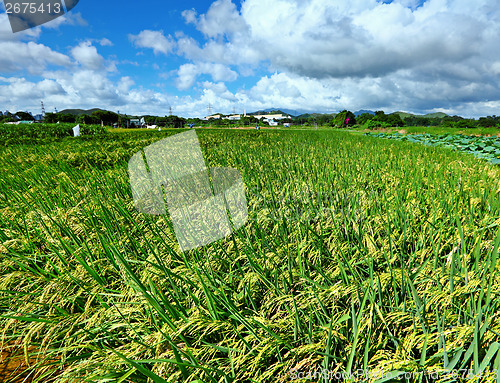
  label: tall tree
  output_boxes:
[15,111,35,121]
[331,110,356,128]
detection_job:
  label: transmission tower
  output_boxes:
[207,103,213,116]
[40,101,45,117]
[169,106,173,116]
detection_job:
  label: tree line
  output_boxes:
[3,108,500,129]
[298,111,500,129]
[23,111,186,128]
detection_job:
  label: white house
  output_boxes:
[204,114,222,120]
[129,117,146,127]
[253,113,290,121]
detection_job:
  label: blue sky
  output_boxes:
[1,0,499,117]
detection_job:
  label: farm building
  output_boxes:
[129,117,145,127]
[204,114,222,120]
[253,113,290,121]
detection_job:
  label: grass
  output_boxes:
[1,129,500,382]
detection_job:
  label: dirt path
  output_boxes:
[0,344,60,383]
[1,346,34,382]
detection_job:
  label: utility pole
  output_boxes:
[207,104,213,128]
[231,106,236,128]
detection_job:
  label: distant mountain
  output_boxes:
[295,112,336,119]
[394,111,414,119]
[250,108,307,117]
[354,110,375,116]
[395,111,449,120]
[424,112,449,118]
[58,108,104,116]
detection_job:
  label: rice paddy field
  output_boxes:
[2,128,500,382]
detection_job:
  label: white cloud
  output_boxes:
[170,0,500,116]
[0,67,175,117]
[182,9,198,24]
[3,0,500,118]
[176,64,198,90]
[37,78,65,94]
[0,13,94,78]
[39,11,88,29]
[175,62,238,90]
[117,76,135,93]
[71,41,105,70]
[99,38,113,46]
[201,81,238,101]
[0,13,41,41]
[0,40,72,74]
[195,0,248,38]
[227,0,488,78]
[201,0,492,76]
[0,77,65,106]
[129,30,175,55]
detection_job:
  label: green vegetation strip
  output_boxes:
[1,129,500,382]
[365,132,500,165]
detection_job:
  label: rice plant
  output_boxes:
[1,129,500,382]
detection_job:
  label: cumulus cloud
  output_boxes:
[176,64,199,90]
[194,0,248,38]
[201,81,238,101]
[0,40,72,74]
[0,66,178,117]
[0,13,41,41]
[179,0,494,79]
[43,11,88,29]
[3,0,500,118]
[129,30,175,55]
[171,0,500,116]
[71,41,105,70]
[0,15,169,115]
[0,13,75,76]
[182,9,198,24]
[99,38,113,46]
[117,76,135,93]
[0,77,65,100]
[175,62,238,90]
